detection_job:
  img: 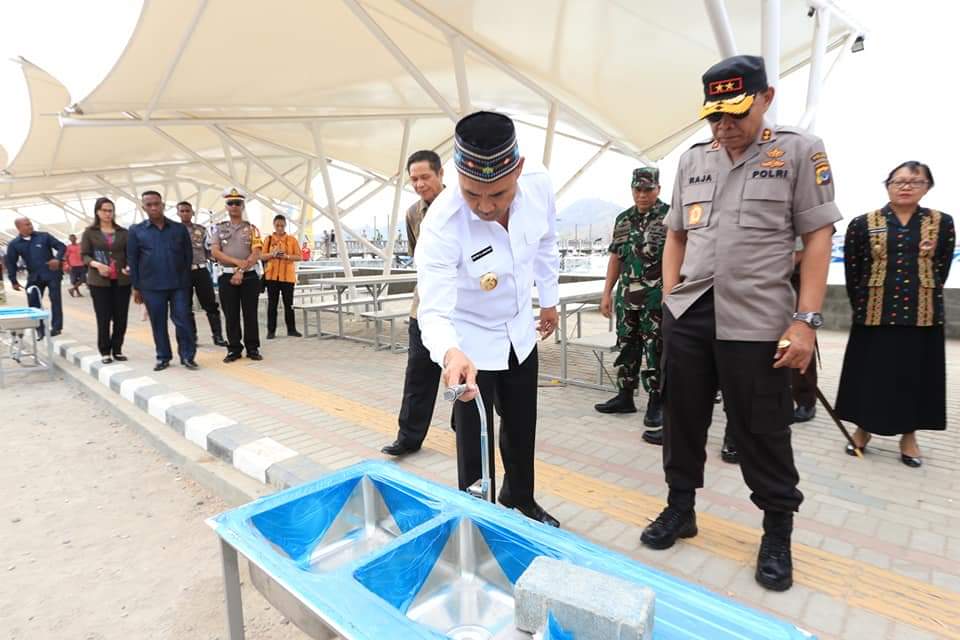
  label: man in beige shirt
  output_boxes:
[640,55,840,593]
[381,150,446,457]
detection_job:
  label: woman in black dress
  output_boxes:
[836,161,955,467]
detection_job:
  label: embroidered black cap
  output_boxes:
[699,55,769,120]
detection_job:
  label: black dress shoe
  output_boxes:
[112,354,128,362]
[247,351,263,361]
[381,440,420,456]
[640,506,697,550]
[721,437,739,464]
[212,336,228,347]
[101,356,113,364]
[153,360,170,371]
[900,454,922,468]
[50,329,61,337]
[594,389,636,414]
[641,428,663,446]
[223,353,242,363]
[792,404,816,423]
[287,329,303,338]
[266,332,276,340]
[181,359,199,370]
[499,494,559,528]
[755,534,793,591]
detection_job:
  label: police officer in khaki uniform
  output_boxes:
[177,201,227,347]
[640,56,840,592]
[209,188,264,362]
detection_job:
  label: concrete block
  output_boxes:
[147,391,192,423]
[133,383,169,411]
[79,353,100,374]
[515,556,654,640]
[233,437,299,483]
[54,339,77,357]
[98,364,133,387]
[206,424,262,464]
[166,403,208,434]
[110,370,143,393]
[184,413,236,448]
[266,455,328,489]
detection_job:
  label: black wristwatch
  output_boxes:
[792,311,824,329]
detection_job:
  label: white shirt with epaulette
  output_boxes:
[416,164,561,371]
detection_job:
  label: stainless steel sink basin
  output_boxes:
[355,517,531,639]
[251,475,438,573]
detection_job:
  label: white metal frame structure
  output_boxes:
[2,0,865,282]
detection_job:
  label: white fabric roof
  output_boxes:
[2,0,862,242]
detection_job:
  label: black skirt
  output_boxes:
[835,324,946,435]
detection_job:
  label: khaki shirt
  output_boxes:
[184,222,209,266]
[665,123,842,340]
[407,196,431,319]
[209,220,263,264]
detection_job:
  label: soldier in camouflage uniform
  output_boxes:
[595,167,668,440]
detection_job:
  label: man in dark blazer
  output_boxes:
[4,217,66,338]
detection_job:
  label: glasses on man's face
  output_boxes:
[706,109,751,124]
[226,199,244,207]
[888,180,929,190]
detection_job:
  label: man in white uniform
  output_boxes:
[417,111,560,527]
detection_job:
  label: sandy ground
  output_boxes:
[0,377,308,640]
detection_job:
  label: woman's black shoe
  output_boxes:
[900,454,922,468]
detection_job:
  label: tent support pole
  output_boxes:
[800,6,831,132]
[761,0,781,124]
[312,125,355,282]
[383,119,411,278]
[704,0,738,57]
[543,102,559,169]
[145,0,209,118]
[556,142,611,199]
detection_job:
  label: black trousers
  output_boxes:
[187,267,223,341]
[661,290,803,513]
[453,346,538,506]
[396,318,442,448]
[265,280,297,333]
[218,272,260,355]
[26,277,63,337]
[89,282,131,356]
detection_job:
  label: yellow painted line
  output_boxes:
[61,305,960,638]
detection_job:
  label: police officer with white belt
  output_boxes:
[209,188,264,363]
[417,111,560,527]
[640,56,840,591]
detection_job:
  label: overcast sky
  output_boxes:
[0,0,956,242]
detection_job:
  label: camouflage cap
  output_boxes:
[631,167,659,188]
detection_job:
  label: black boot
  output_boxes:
[641,428,663,446]
[640,489,697,550]
[643,391,663,427]
[756,511,794,591]
[721,432,739,464]
[594,388,637,414]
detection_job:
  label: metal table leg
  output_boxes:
[336,287,345,338]
[46,329,54,380]
[220,538,246,640]
[559,301,568,381]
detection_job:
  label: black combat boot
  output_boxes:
[643,391,663,427]
[756,511,794,591]
[640,489,697,550]
[594,388,637,414]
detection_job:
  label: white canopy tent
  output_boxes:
[2,0,864,279]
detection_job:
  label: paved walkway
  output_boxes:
[23,294,960,639]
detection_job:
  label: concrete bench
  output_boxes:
[359,309,409,352]
[567,331,619,387]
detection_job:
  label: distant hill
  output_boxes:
[556,197,623,241]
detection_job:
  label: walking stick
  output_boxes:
[815,387,863,458]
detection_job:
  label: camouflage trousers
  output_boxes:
[613,288,662,394]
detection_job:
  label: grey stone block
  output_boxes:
[133,384,169,410]
[166,403,208,435]
[515,556,654,640]
[206,424,261,464]
[109,371,141,393]
[56,341,76,357]
[266,456,328,489]
[88,359,109,377]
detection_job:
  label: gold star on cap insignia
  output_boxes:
[766,147,785,159]
[724,81,736,91]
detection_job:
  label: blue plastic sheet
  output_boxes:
[353,517,455,613]
[251,476,359,566]
[208,461,817,640]
[546,611,575,640]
